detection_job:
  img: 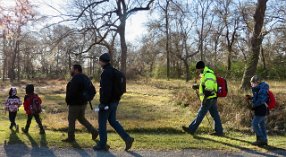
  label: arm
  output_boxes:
[203,74,216,97]
[100,69,113,104]
[252,88,268,107]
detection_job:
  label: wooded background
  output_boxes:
[0,0,285,89]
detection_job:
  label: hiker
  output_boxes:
[182,61,224,136]
[22,84,45,134]
[245,75,269,146]
[63,64,98,142]
[93,53,134,151]
[4,87,21,131]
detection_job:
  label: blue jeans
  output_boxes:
[252,116,267,142]
[188,98,223,134]
[98,102,130,146]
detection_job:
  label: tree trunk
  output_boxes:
[240,0,268,89]
[119,20,127,75]
[183,59,190,82]
[165,1,170,80]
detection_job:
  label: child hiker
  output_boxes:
[4,87,22,130]
[22,84,45,134]
[246,75,269,146]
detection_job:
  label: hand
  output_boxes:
[98,104,109,111]
[192,84,199,90]
[245,95,252,100]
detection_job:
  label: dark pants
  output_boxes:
[188,98,223,134]
[25,114,44,131]
[98,102,130,147]
[68,105,97,139]
[9,112,17,126]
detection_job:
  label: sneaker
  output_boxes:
[125,137,134,151]
[93,144,110,151]
[22,128,28,134]
[62,138,76,143]
[210,132,224,137]
[252,140,268,146]
[92,132,98,141]
[182,126,195,135]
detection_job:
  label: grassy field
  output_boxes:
[0,79,285,152]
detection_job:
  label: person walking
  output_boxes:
[93,53,134,151]
[63,64,98,142]
[182,61,224,136]
[246,75,269,146]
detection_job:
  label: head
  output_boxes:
[9,87,17,96]
[250,75,261,88]
[99,53,111,67]
[70,64,82,77]
[26,84,34,95]
[196,61,205,74]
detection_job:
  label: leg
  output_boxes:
[77,105,98,138]
[188,102,212,133]
[260,117,267,143]
[252,116,264,141]
[108,102,130,141]
[34,114,45,132]
[9,112,17,128]
[23,114,33,132]
[97,107,109,147]
[67,106,79,140]
[208,99,223,134]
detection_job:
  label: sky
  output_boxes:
[1,0,149,42]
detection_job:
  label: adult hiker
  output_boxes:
[245,75,269,146]
[93,53,134,151]
[182,61,224,136]
[63,64,98,142]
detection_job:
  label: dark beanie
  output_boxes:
[196,61,205,69]
[26,84,34,94]
[99,53,111,63]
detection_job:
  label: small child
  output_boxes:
[22,84,45,134]
[246,75,269,146]
[4,87,22,130]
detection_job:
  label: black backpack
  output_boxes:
[83,76,96,102]
[113,68,126,98]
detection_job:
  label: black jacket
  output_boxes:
[100,64,120,104]
[66,73,89,106]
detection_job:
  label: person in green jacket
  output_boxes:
[182,61,224,136]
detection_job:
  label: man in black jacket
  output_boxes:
[63,64,98,142]
[93,53,134,151]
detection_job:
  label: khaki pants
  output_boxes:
[68,105,97,139]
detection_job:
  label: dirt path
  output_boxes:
[0,144,285,157]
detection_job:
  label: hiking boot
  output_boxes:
[92,131,98,141]
[93,144,110,151]
[22,127,28,134]
[62,138,76,143]
[125,137,134,151]
[252,139,268,146]
[182,126,195,135]
[210,132,224,137]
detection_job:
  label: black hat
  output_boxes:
[26,84,34,94]
[196,61,205,69]
[99,53,111,63]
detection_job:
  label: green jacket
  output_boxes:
[199,67,218,102]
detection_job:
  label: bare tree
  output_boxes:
[240,0,268,89]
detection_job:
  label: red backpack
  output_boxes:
[267,90,276,110]
[216,76,228,97]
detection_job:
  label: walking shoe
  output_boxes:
[182,126,195,135]
[125,137,134,151]
[62,138,76,143]
[210,132,224,137]
[93,144,110,151]
[92,131,98,141]
[22,128,28,134]
[252,140,268,146]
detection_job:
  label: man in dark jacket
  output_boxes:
[93,53,134,151]
[246,75,269,146]
[63,64,98,142]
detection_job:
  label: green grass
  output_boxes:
[0,79,285,151]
